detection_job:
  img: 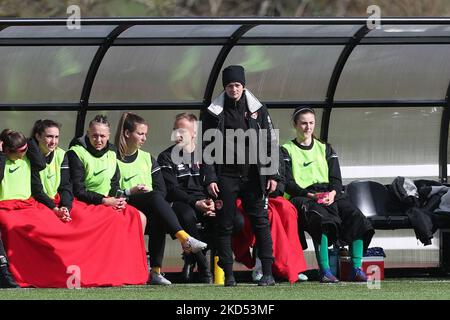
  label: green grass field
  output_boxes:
[1,279,450,300]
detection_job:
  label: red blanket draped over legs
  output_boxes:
[0,197,148,288]
[232,196,307,283]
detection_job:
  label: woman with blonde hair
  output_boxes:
[115,112,207,285]
[67,115,149,286]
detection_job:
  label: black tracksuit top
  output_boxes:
[158,144,207,209]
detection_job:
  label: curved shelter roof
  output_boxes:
[0,17,449,183]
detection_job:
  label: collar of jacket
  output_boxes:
[207,89,263,116]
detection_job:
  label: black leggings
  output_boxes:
[128,192,183,268]
[291,196,374,250]
[172,201,203,240]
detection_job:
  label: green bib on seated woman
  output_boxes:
[0,157,31,200]
[282,138,328,199]
[39,147,65,199]
[69,144,116,196]
[117,150,153,191]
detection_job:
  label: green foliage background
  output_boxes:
[1,0,449,18]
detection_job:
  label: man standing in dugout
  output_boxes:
[201,65,279,286]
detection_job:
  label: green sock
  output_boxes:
[351,239,364,268]
[313,234,330,270]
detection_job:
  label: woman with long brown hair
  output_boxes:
[283,107,374,283]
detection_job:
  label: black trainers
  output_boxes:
[198,270,213,284]
[0,265,19,288]
[193,251,211,283]
[181,253,196,283]
[258,275,276,286]
[224,274,237,287]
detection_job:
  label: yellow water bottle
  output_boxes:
[213,256,224,285]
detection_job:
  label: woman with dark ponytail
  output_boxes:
[0,129,55,288]
[0,119,149,288]
[0,124,73,287]
[115,112,207,285]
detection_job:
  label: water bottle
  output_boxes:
[213,256,224,285]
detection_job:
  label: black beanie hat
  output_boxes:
[222,65,245,87]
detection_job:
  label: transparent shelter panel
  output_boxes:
[243,24,360,37]
[0,25,116,38]
[335,45,450,101]
[0,110,77,150]
[118,25,240,38]
[90,46,221,103]
[214,45,344,101]
[328,107,441,184]
[0,46,97,103]
[366,24,450,37]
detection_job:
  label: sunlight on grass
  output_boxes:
[1,279,450,300]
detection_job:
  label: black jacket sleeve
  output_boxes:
[31,168,56,210]
[282,147,309,198]
[269,147,286,198]
[0,152,5,183]
[151,156,167,198]
[26,138,46,171]
[28,139,55,210]
[200,110,219,187]
[326,144,343,195]
[259,105,281,182]
[108,165,120,198]
[158,151,198,208]
[58,154,74,211]
[67,150,105,205]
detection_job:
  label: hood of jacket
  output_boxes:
[207,89,263,116]
[70,135,116,158]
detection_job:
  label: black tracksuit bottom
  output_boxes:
[128,191,183,268]
[290,196,374,251]
[172,200,245,246]
[215,174,274,276]
[171,200,248,274]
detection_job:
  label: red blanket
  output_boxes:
[0,198,148,288]
[232,196,307,283]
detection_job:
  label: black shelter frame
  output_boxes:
[2,17,450,275]
[0,17,448,182]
